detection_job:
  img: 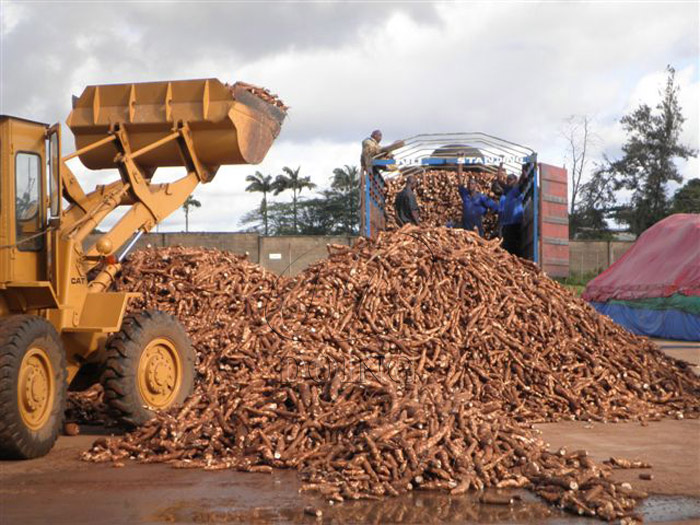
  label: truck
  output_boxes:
[362,133,569,277]
[0,78,286,458]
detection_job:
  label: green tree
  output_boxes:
[266,202,296,235]
[328,165,360,234]
[245,171,274,235]
[182,195,201,232]
[273,166,316,234]
[296,198,338,235]
[239,202,286,235]
[671,178,700,214]
[570,165,616,239]
[606,66,696,235]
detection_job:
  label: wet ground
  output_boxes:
[1,342,698,524]
[1,419,698,525]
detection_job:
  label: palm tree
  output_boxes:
[245,171,274,236]
[182,195,201,232]
[331,165,360,233]
[273,166,316,234]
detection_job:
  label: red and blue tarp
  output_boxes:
[584,214,700,341]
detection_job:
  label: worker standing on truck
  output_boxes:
[499,165,528,257]
[395,175,421,226]
[361,130,383,171]
[360,130,383,234]
[491,177,505,238]
[457,175,499,236]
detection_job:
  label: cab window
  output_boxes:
[48,132,60,217]
[15,152,43,251]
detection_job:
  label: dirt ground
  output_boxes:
[653,340,700,376]
[536,419,700,497]
[1,343,698,524]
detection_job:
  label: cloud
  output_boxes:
[1,1,697,232]
[0,0,25,36]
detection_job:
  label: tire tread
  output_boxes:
[102,310,194,428]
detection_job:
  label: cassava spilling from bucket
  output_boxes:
[82,228,700,522]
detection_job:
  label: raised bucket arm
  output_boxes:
[42,77,286,338]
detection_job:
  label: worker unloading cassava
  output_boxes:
[394,175,421,226]
[360,130,384,171]
[360,130,405,232]
[457,173,499,236]
[498,164,528,257]
[360,130,384,233]
[0,79,286,459]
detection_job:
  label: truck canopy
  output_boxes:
[373,132,536,176]
[366,132,540,262]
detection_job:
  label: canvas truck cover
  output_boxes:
[583,214,700,303]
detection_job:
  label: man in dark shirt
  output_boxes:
[395,175,420,226]
[457,176,499,236]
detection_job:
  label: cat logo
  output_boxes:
[70,277,87,285]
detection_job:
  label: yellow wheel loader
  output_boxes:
[0,79,286,458]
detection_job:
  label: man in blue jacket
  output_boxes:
[457,175,499,236]
[499,166,528,257]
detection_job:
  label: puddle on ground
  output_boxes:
[152,490,700,524]
[638,494,700,523]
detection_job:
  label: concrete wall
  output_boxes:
[259,235,355,276]
[86,232,260,261]
[86,232,356,276]
[569,240,634,276]
[87,232,632,278]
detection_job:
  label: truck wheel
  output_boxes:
[102,310,195,427]
[0,315,66,459]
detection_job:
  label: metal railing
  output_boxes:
[373,132,536,179]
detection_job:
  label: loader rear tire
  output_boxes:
[102,310,195,428]
[0,315,66,459]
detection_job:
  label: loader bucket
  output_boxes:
[66,79,286,172]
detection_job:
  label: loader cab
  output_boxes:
[0,116,61,312]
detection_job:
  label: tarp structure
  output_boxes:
[583,214,700,341]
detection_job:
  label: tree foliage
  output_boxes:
[240,165,360,236]
[671,178,700,214]
[182,195,201,232]
[568,66,696,239]
[604,66,696,235]
[245,171,274,235]
[273,166,317,234]
[327,165,360,235]
[570,166,616,239]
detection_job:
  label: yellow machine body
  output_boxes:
[0,78,285,383]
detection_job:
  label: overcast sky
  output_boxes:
[1,1,698,232]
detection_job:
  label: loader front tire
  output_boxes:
[102,310,195,427]
[0,315,66,459]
